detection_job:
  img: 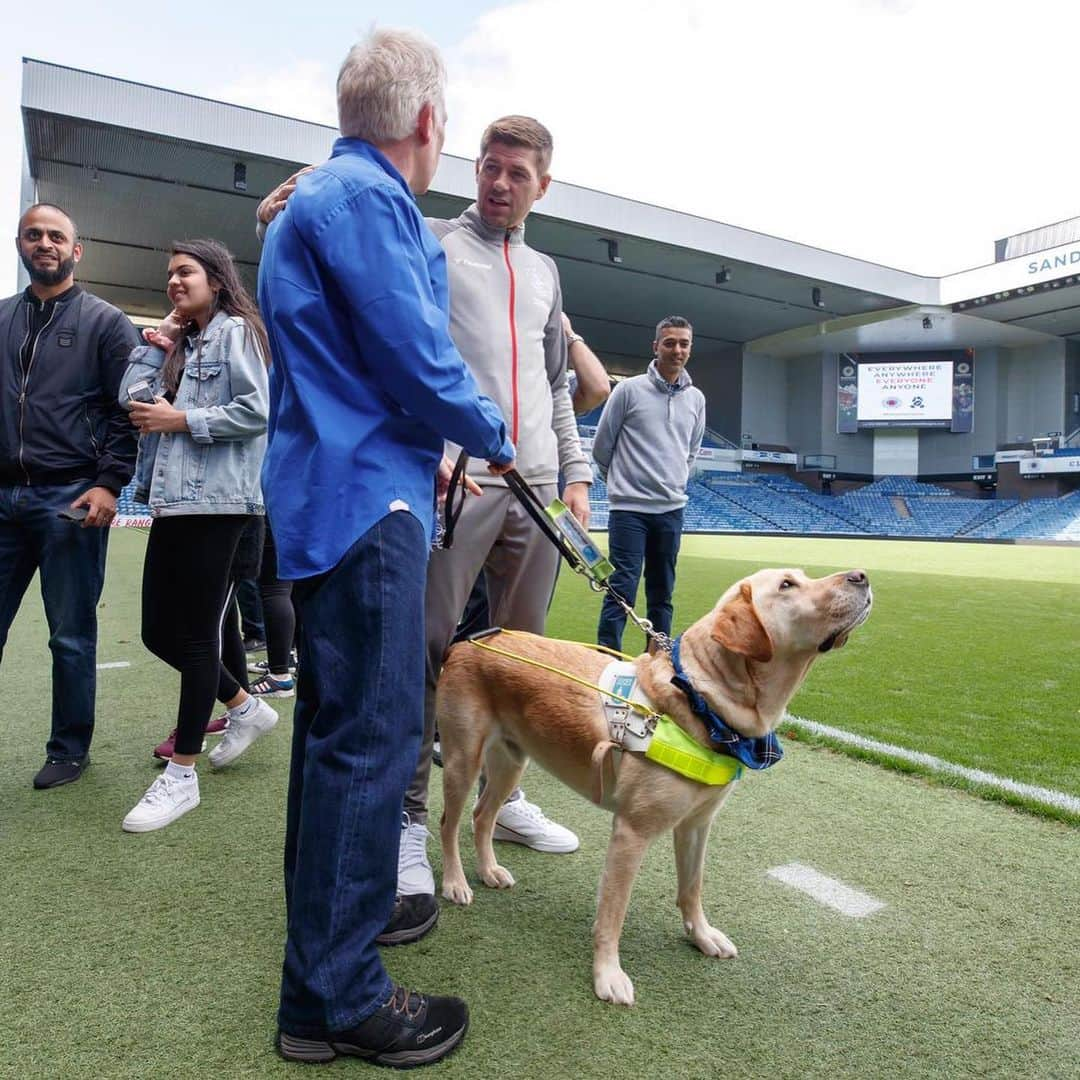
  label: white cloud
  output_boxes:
[6,0,1076,297]
[216,59,337,126]
[441,0,1079,275]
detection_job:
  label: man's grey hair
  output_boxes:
[337,28,446,144]
[655,315,692,341]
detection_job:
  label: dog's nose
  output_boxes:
[846,570,868,586]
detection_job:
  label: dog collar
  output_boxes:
[669,636,783,770]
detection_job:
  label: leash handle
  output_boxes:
[440,450,472,549]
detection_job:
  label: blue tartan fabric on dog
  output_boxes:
[669,636,783,770]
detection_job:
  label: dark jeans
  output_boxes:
[597,507,684,651]
[141,515,250,756]
[0,481,109,761]
[451,573,491,644]
[279,511,426,1036]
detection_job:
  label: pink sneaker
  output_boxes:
[152,716,228,761]
[205,713,230,736]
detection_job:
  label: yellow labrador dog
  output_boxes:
[437,567,871,1005]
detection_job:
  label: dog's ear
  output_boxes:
[710,583,774,662]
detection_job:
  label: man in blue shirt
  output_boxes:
[258,29,513,1068]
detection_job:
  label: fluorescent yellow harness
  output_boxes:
[466,631,742,803]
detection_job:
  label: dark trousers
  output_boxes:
[279,511,426,1036]
[141,515,250,755]
[452,574,491,644]
[259,526,295,673]
[0,481,109,761]
[222,590,250,698]
[597,507,684,651]
[236,578,264,639]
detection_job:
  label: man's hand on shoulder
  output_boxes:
[562,481,591,529]
[258,165,317,225]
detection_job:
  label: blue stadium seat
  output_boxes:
[573,455,1079,541]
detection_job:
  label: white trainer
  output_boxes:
[492,792,580,853]
[122,773,200,833]
[398,812,435,895]
[208,698,279,768]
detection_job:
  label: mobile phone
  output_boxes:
[127,379,156,405]
[57,506,90,523]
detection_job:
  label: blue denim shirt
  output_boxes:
[258,138,512,579]
[120,313,269,516]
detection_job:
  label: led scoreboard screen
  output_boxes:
[857,359,953,423]
[837,351,974,433]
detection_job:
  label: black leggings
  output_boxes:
[259,526,295,673]
[141,515,252,756]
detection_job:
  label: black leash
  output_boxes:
[501,467,587,569]
[441,450,471,550]
[441,450,672,653]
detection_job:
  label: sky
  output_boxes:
[3,0,1079,298]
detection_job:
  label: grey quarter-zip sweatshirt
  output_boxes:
[591,361,706,513]
[428,205,591,489]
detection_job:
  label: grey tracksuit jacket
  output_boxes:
[591,361,706,513]
[429,205,591,489]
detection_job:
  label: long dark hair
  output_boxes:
[161,239,271,395]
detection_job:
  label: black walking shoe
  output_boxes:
[376,894,438,946]
[276,984,468,1068]
[33,756,89,789]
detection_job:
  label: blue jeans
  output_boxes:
[0,481,109,760]
[597,508,684,651]
[279,510,427,1036]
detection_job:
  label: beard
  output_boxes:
[21,251,76,287]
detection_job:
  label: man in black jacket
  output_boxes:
[1,203,139,788]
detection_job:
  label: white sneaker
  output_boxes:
[122,772,200,833]
[398,812,435,895]
[492,792,580,853]
[208,698,279,768]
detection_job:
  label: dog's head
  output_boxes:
[709,567,872,663]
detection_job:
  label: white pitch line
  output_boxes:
[784,713,1080,817]
[767,862,885,918]
[96,661,131,670]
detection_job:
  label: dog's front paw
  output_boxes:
[687,922,738,959]
[442,876,474,906]
[593,964,635,1006]
[480,863,515,890]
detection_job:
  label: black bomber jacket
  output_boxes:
[0,284,140,493]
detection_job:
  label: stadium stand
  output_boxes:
[569,424,1079,539]
[961,490,1080,540]
[114,449,1080,543]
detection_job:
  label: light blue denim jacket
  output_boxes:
[120,312,268,516]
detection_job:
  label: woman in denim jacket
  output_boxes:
[118,239,277,833]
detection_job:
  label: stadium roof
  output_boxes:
[18,58,1080,369]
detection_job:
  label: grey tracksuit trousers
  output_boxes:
[404,482,559,822]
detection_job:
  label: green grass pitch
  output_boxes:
[0,529,1076,1078]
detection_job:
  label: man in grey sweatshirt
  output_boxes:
[591,315,705,652]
